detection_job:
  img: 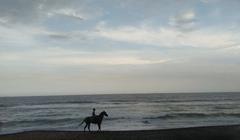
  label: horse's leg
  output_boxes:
[84,123,88,132]
[88,123,91,132]
[98,123,101,131]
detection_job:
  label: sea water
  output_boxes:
[0,93,240,134]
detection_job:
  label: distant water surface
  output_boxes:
[0,93,240,134]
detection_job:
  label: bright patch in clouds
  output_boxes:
[0,47,170,66]
[42,56,169,65]
[96,24,239,49]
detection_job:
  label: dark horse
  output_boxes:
[80,111,108,131]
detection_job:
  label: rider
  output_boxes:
[92,108,96,117]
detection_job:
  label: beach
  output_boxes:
[0,125,239,140]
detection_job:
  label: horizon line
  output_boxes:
[0,91,240,98]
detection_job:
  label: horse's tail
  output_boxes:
[79,118,85,126]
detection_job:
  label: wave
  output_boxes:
[29,101,97,106]
[0,104,8,107]
[105,117,128,121]
[2,117,83,127]
[143,113,240,120]
[2,116,131,127]
[3,101,97,108]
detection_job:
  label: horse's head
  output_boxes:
[100,110,108,117]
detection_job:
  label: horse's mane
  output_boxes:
[99,111,105,116]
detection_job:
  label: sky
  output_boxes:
[0,0,240,96]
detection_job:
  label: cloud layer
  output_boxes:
[1,0,240,96]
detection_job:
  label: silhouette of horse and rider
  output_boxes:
[80,108,108,132]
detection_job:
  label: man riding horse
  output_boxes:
[80,109,108,132]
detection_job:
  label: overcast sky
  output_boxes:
[0,0,240,96]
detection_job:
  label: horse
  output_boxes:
[79,111,108,132]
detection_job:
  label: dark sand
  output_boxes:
[0,125,240,140]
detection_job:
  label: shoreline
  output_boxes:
[0,125,240,140]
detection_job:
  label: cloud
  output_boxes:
[47,33,72,40]
[200,0,210,3]
[42,30,95,43]
[0,0,99,26]
[0,21,91,47]
[0,47,170,66]
[169,10,196,31]
[47,8,84,20]
[0,0,43,24]
[0,24,40,47]
[0,17,8,24]
[95,24,240,49]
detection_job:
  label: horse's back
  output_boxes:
[85,116,99,124]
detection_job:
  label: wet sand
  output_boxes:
[0,125,240,140]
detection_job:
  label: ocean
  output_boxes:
[0,93,240,134]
